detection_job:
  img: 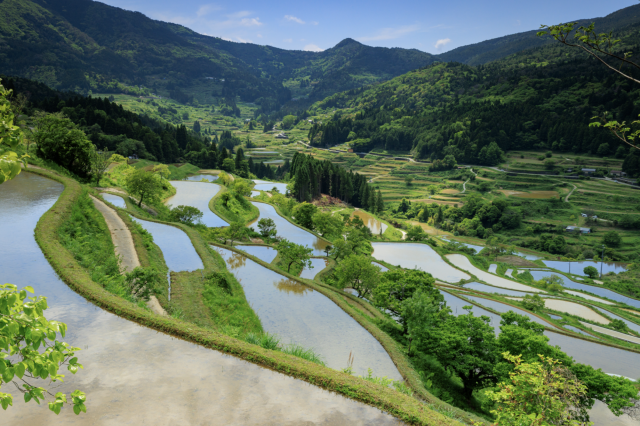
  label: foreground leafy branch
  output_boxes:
[0,284,86,415]
[538,22,640,151]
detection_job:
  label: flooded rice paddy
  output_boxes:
[528,270,640,309]
[252,180,288,193]
[543,299,611,323]
[166,180,228,227]
[462,282,535,297]
[100,192,127,208]
[446,254,543,292]
[0,173,402,425]
[372,243,470,283]
[184,174,219,182]
[542,260,628,276]
[236,245,278,263]
[353,209,388,235]
[213,246,403,380]
[300,257,328,280]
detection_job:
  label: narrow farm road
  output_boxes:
[90,195,167,316]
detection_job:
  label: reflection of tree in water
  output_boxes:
[313,239,329,252]
[227,252,247,270]
[275,279,313,296]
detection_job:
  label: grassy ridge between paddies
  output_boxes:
[27,167,461,426]
[96,186,264,335]
[209,183,260,225]
[213,243,484,425]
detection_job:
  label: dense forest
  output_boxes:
[4,75,282,179]
[289,152,383,210]
[307,21,640,169]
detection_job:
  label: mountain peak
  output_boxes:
[333,38,362,49]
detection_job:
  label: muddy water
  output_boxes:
[100,192,126,208]
[253,179,288,193]
[371,243,470,283]
[300,257,328,280]
[529,270,640,309]
[251,202,329,256]
[166,180,228,227]
[213,246,403,380]
[543,260,628,276]
[236,245,278,263]
[353,210,387,235]
[0,173,402,425]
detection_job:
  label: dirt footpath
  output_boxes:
[90,195,167,316]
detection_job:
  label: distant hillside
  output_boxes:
[0,0,434,113]
[306,22,640,171]
[437,3,640,65]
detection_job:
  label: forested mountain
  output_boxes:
[438,3,640,65]
[0,0,434,112]
[306,18,640,169]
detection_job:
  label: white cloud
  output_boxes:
[434,38,452,49]
[236,36,252,43]
[358,25,419,42]
[283,38,293,43]
[303,44,323,52]
[284,15,305,24]
[227,11,251,18]
[257,33,263,38]
[197,4,221,17]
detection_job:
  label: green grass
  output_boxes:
[57,190,132,300]
[210,187,259,225]
[243,332,326,366]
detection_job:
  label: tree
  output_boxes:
[282,115,296,130]
[232,180,252,197]
[125,169,163,207]
[583,266,599,279]
[486,353,589,426]
[277,239,313,273]
[404,176,413,186]
[373,269,436,320]
[90,146,110,185]
[603,231,622,248]
[224,222,246,246]
[406,225,427,242]
[293,202,317,230]
[538,22,640,151]
[257,218,277,240]
[169,205,203,225]
[333,254,381,297]
[521,294,545,312]
[416,306,499,402]
[0,284,87,415]
[221,158,235,173]
[152,164,170,180]
[33,113,93,177]
[312,212,343,239]
[0,79,25,184]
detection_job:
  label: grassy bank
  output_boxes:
[28,166,463,426]
[210,185,260,225]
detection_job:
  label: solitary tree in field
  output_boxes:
[277,239,313,273]
[90,146,110,185]
[125,169,163,207]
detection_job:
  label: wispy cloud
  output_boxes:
[283,38,293,43]
[284,15,305,24]
[434,38,451,49]
[236,36,252,43]
[197,4,221,17]
[358,25,419,42]
[304,44,323,52]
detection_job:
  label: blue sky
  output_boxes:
[98,0,636,53]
